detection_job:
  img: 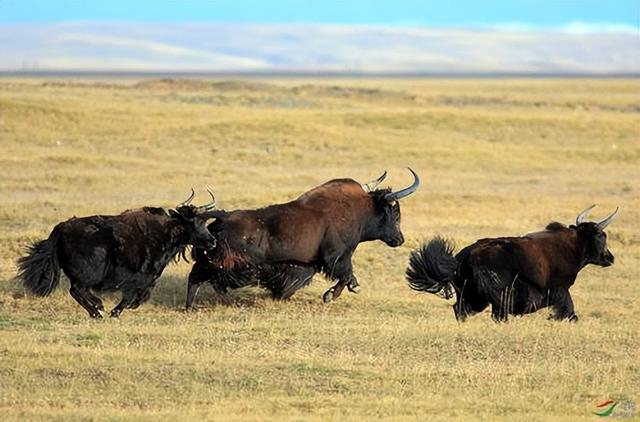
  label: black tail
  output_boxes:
[17,225,62,296]
[406,237,458,299]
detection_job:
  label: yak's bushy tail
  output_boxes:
[17,226,62,296]
[406,237,457,299]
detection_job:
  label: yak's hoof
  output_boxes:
[90,311,103,319]
[568,314,579,323]
[110,310,121,318]
[323,289,335,303]
[347,277,360,294]
[347,284,361,294]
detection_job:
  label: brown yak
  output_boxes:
[187,169,420,308]
[407,205,618,322]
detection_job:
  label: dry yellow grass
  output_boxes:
[0,77,638,421]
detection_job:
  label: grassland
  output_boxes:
[0,77,638,421]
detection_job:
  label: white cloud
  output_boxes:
[489,21,639,34]
[0,22,638,73]
[560,21,638,34]
[54,33,268,69]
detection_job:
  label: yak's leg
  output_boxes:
[186,279,203,311]
[452,278,471,322]
[69,284,103,319]
[454,301,488,322]
[84,290,105,312]
[474,268,516,322]
[186,264,208,310]
[452,298,480,322]
[69,279,104,313]
[113,285,156,316]
[347,275,360,294]
[128,288,153,310]
[490,287,515,322]
[452,282,488,322]
[551,290,578,322]
[323,277,350,303]
[270,265,315,300]
[110,292,138,318]
[322,252,356,303]
[211,282,232,306]
[491,302,508,322]
[453,301,469,322]
[187,269,232,309]
[323,274,355,303]
[187,247,206,310]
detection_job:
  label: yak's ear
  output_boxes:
[168,209,180,218]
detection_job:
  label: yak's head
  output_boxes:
[170,189,218,249]
[363,168,420,247]
[572,205,619,267]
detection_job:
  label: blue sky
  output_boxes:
[1,1,638,73]
[1,0,638,27]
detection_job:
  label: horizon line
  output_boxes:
[2,70,640,79]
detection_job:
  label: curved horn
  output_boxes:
[362,170,387,192]
[596,207,619,230]
[384,168,420,202]
[203,187,216,210]
[575,204,596,225]
[179,188,195,207]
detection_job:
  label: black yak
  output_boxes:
[406,205,618,322]
[186,169,420,309]
[17,190,219,318]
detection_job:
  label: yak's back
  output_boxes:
[60,207,173,250]
[460,236,530,271]
[107,207,173,243]
[296,179,366,205]
[460,229,574,288]
[295,178,371,224]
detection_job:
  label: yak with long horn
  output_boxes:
[406,205,619,322]
[186,169,420,309]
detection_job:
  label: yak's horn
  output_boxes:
[362,171,387,192]
[596,207,619,230]
[576,204,596,225]
[384,168,420,202]
[179,188,196,207]
[203,187,216,210]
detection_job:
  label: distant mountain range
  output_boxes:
[2,22,638,74]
